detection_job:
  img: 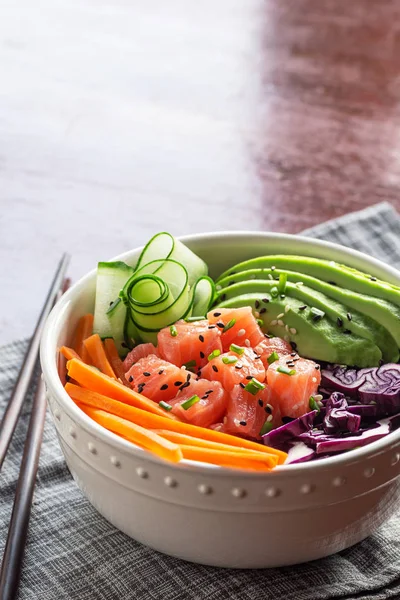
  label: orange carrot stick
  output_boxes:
[151,429,277,459]
[103,338,129,386]
[65,363,180,420]
[65,383,286,463]
[73,314,94,363]
[178,445,277,471]
[83,334,116,379]
[60,346,82,361]
[79,405,182,463]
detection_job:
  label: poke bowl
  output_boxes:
[40,231,400,568]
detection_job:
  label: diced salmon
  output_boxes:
[254,337,293,370]
[207,307,264,351]
[200,347,265,391]
[223,384,281,440]
[123,343,159,372]
[267,354,321,419]
[125,354,196,402]
[158,319,222,369]
[170,379,228,428]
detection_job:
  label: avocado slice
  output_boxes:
[216,287,381,367]
[217,255,400,309]
[217,262,400,347]
[216,278,398,363]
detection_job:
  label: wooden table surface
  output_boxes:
[2,0,400,344]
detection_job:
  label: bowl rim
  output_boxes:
[40,230,400,478]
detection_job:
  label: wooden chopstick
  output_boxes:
[0,254,69,472]
[0,275,71,600]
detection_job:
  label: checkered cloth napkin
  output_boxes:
[1,202,400,600]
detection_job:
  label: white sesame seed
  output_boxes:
[312,377,317,383]
[314,394,323,401]
[245,339,251,347]
[237,328,246,337]
[270,319,278,326]
[266,403,273,411]
[255,311,260,318]
[182,365,187,370]
[277,313,284,319]
[267,414,273,423]
[290,327,297,335]
[250,274,256,280]
[285,305,290,313]
[268,274,273,280]
[277,320,284,327]
[285,324,289,332]
[216,284,222,291]
[296,282,304,287]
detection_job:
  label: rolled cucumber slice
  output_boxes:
[190,276,216,319]
[93,261,134,355]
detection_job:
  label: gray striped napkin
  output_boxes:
[1,202,400,600]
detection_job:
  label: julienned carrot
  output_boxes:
[103,338,129,386]
[65,363,180,420]
[79,405,182,463]
[178,445,277,471]
[151,429,277,459]
[60,346,81,361]
[83,334,116,379]
[73,314,94,363]
[65,383,287,463]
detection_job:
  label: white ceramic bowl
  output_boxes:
[40,232,400,568]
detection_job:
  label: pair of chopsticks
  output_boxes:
[0,254,70,600]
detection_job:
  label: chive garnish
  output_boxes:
[222,356,238,365]
[278,273,287,295]
[185,316,203,323]
[276,366,296,375]
[256,319,264,327]
[260,420,273,436]
[244,378,265,395]
[230,344,245,356]
[159,401,172,412]
[309,396,320,412]
[208,349,221,361]
[270,286,279,297]
[183,359,196,369]
[267,351,279,365]
[310,307,325,322]
[170,325,178,337]
[223,318,236,332]
[181,395,200,410]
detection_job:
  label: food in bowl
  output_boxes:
[60,232,400,471]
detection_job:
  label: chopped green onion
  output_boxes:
[277,366,296,376]
[181,395,200,410]
[256,319,264,327]
[223,318,236,333]
[244,378,266,395]
[183,359,196,369]
[259,420,273,436]
[159,401,172,412]
[170,325,178,337]
[278,273,287,295]
[310,307,325,321]
[270,286,279,297]
[267,351,279,365]
[185,316,203,323]
[208,349,221,361]
[222,356,238,365]
[309,396,320,412]
[106,297,121,315]
[230,343,244,355]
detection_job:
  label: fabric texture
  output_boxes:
[1,201,400,600]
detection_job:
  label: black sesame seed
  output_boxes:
[186,373,191,382]
[246,375,253,380]
[259,307,267,314]
[109,301,114,306]
[239,420,247,426]
[315,364,320,370]
[255,300,260,309]
[312,314,322,322]
[213,312,221,317]
[216,322,225,329]
[212,365,219,373]
[299,305,307,311]
[174,381,183,386]
[208,325,216,329]
[138,384,145,393]
[205,390,213,394]
[290,341,297,351]
[239,382,246,389]
[158,369,164,375]
[264,406,272,415]
[370,277,377,282]
[235,363,243,370]
[201,395,208,400]
[290,352,297,357]
[328,281,337,286]
[292,357,300,362]
[160,384,168,391]
[280,294,285,299]
[347,312,352,321]
[180,381,190,390]
[262,298,270,303]
[220,294,226,301]
[128,376,133,382]
[121,342,128,348]
[258,399,264,407]
[199,334,205,343]
[143,372,151,377]
[337,317,343,327]
[200,351,205,359]
[286,360,295,366]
